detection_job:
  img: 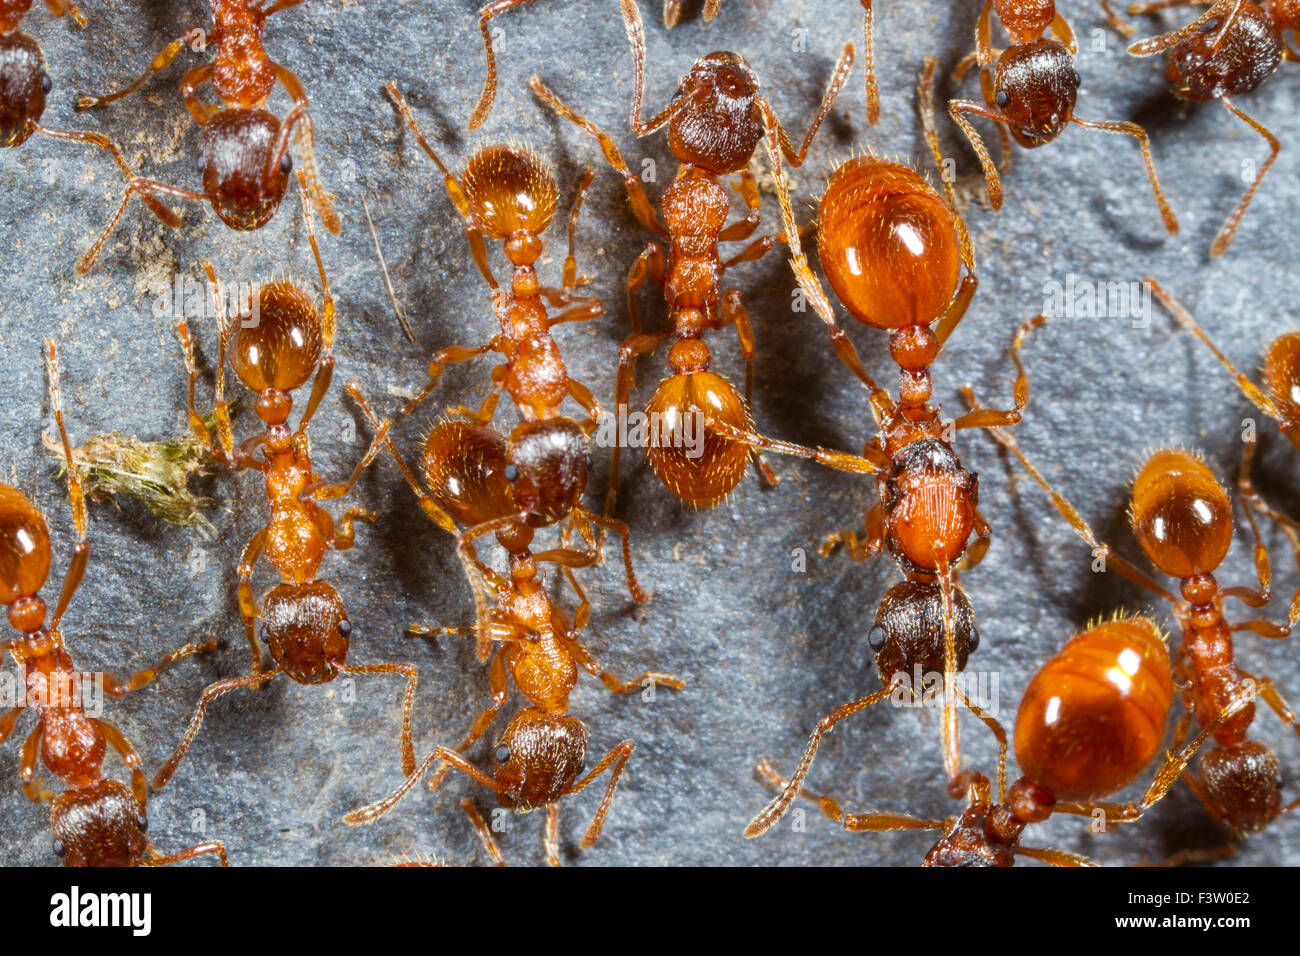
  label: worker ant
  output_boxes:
[1102,1,1297,254]
[531,0,854,510]
[757,616,1248,865]
[1,340,226,866]
[976,309,1300,837]
[73,0,338,274]
[148,174,417,792]
[949,0,1179,233]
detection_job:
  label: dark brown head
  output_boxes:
[922,805,1016,867]
[0,33,47,147]
[50,779,149,867]
[506,418,590,527]
[993,39,1079,147]
[490,708,588,810]
[869,579,978,686]
[881,437,979,572]
[666,51,763,174]
[199,109,293,230]
[1163,4,1282,100]
[260,581,350,684]
[1194,742,1285,836]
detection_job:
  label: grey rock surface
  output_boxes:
[0,0,1298,866]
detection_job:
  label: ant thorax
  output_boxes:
[0,32,46,146]
[880,438,979,572]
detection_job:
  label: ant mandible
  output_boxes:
[1103,1,1297,255]
[948,0,1180,233]
[531,0,855,511]
[73,0,339,274]
[1,340,227,866]
[757,616,1247,865]
[148,173,418,792]
[974,315,1300,837]
[731,61,1028,826]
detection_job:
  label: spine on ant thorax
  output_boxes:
[1182,615,1255,747]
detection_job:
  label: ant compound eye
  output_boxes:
[137,814,148,833]
[1277,771,1286,792]
[338,619,352,637]
[994,89,1009,109]
[968,627,980,653]
[52,840,66,858]
[495,745,511,764]
[40,74,52,94]
[279,153,293,175]
[504,464,520,483]
[867,624,886,652]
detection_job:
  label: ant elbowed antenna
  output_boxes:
[146,173,418,793]
[0,340,226,866]
[531,0,854,511]
[1103,0,1298,256]
[73,0,339,274]
[948,0,1180,233]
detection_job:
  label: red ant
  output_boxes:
[757,616,1247,865]
[731,62,1028,828]
[949,0,1179,233]
[530,0,854,511]
[380,86,648,651]
[976,309,1300,837]
[1,340,227,866]
[73,0,338,274]
[340,401,684,863]
[148,174,417,792]
[0,1,186,267]
[1102,1,1298,255]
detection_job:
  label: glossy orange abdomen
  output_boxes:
[0,485,50,604]
[1130,449,1232,580]
[816,158,961,330]
[646,371,749,508]
[1014,617,1173,801]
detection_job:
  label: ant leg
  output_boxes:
[560,169,595,294]
[177,63,218,124]
[458,512,534,660]
[528,76,668,237]
[544,802,562,866]
[424,649,511,794]
[820,502,887,561]
[94,718,148,809]
[557,633,685,695]
[76,176,205,275]
[663,0,683,27]
[302,416,393,503]
[45,0,87,26]
[1127,1,1235,55]
[565,379,604,436]
[1237,670,1300,741]
[339,662,420,777]
[74,32,195,108]
[936,565,965,795]
[273,86,340,235]
[754,759,946,833]
[566,739,635,850]
[759,42,856,166]
[0,707,22,744]
[19,725,53,802]
[577,509,651,606]
[743,687,894,837]
[719,290,777,487]
[43,341,88,631]
[1238,441,1300,625]
[153,669,283,790]
[106,637,221,694]
[293,170,337,435]
[1099,1,1136,37]
[605,330,670,519]
[626,243,666,340]
[402,342,497,418]
[619,0,685,137]
[141,841,229,867]
[1069,117,1179,234]
[706,418,886,477]
[861,0,880,124]
[468,0,540,129]
[237,527,270,675]
[1049,11,1079,54]
[718,168,762,243]
[1018,845,1097,866]
[968,0,1013,171]
[948,99,1013,210]
[260,0,309,14]
[1210,97,1280,257]
[958,689,1008,802]
[324,506,380,552]
[200,264,240,459]
[919,59,974,270]
[462,799,506,865]
[344,746,505,825]
[950,320,1029,431]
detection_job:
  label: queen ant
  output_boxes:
[72,0,338,275]
[147,173,418,792]
[1102,1,1297,255]
[757,616,1248,865]
[530,0,854,511]
[948,0,1179,233]
[973,311,1300,838]
[1,340,226,866]
[379,87,648,649]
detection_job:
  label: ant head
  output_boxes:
[993,40,1079,146]
[505,419,590,525]
[422,421,515,527]
[869,580,977,685]
[1015,617,1173,802]
[0,484,51,624]
[922,805,1018,867]
[50,779,149,867]
[1195,742,1284,836]
[667,51,763,174]
[882,438,978,571]
[199,109,293,231]
[1267,0,1300,31]
[0,34,49,147]
[462,145,557,240]
[817,158,962,331]
[228,281,323,397]
[260,581,350,685]
[1264,331,1300,431]
[491,708,588,810]
[1130,449,1232,580]
[1164,6,1281,99]
[995,0,1055,43]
